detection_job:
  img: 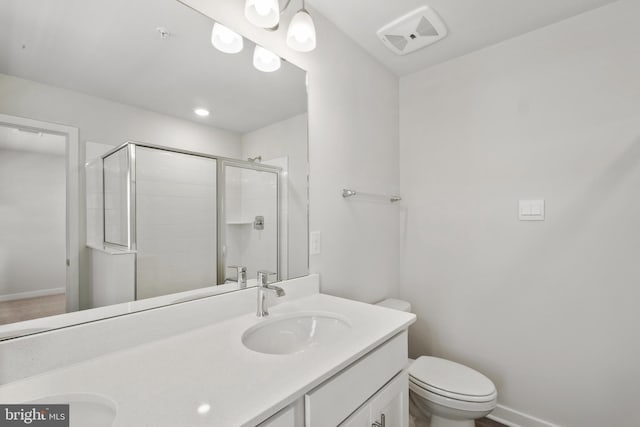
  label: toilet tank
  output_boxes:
[376,298,411,312]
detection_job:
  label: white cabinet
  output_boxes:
[341,371,408,427]
[340,404,369,426]
[259,400,304,427]
[370,371,408,427]
[305,331,408,427]
[258,331,409,427]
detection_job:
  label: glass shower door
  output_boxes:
[221,162,279,284]
[135,147,218,299]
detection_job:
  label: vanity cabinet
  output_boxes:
[304,331,408,427]
[260,401,304,427]
[340,371,408,427]
[258,331,408,427]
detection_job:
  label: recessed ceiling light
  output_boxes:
[197,403,211,415]
[194,108,210,117]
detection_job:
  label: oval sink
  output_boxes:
[242,312,351,355]
[29,393,117,427]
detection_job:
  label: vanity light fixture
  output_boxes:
[194,108,210,117]
[211,22,244,54]
[244,0,280,29]
[244,0,317,53]
[253,45,281,72]
[286,0,316,52]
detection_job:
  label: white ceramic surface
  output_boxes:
[242,311,351,355]
[408,356,496,401]
[0,292,415,427]
[29,393,117,427]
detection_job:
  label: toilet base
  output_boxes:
[410,389,493,427]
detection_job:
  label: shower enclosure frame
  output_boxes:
[216,158,281,285]
[101,141,282,296]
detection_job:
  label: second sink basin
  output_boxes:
[242,312,351,355]
[29,393,117,427]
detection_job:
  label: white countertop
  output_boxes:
[0,293,415,426]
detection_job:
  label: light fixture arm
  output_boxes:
[264,0,295,31]
[279,0,293,14]
[245,0,316,52]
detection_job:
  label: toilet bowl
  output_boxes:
[376,299,497,427]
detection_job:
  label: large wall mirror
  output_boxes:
[0,0,308,340]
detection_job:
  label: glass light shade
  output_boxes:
[211,23,243,54]
[245,0,280,29]
[286,9,316,52]
[253,46,281,72]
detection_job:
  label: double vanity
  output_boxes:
[1,1,414,425]
[0,275,415,426]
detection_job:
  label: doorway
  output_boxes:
[0,114,79,325]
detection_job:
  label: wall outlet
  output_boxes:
[310,231,321,255]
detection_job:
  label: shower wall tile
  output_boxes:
[135,147,217,300]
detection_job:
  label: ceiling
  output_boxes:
[0,125,66,156]
[307,0,619,76]
[0,0,307,134]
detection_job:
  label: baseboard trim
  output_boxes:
[0,288,65,302]
[488,404,560,427]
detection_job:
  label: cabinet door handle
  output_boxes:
[372,413,385,427]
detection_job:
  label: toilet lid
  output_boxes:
[409,356,496,402]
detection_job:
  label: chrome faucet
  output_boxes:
[256,270,284,317]
[226,265,247,289]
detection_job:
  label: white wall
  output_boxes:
[182,0,400,302]
[0,73,242,309]
[0,148,66,299]
[0,73,242,157]
[399,1,640,426]
[241,114,308,279]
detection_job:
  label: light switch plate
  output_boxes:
[310,231,321,255]
[519,200,545,221]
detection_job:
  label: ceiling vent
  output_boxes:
[377,6,447,56]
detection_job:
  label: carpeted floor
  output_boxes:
[0,294,65,325]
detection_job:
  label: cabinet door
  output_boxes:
[260,399,304,427]
[305,332,407,427]
[340,371,409,427]
[369,371,409,427]
[340,403,370,427]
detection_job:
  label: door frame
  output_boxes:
[0,113,80,312]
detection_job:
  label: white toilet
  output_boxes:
[376,299,497,427]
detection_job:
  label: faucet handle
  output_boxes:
[226,266,247,287]
[257,270,276,286]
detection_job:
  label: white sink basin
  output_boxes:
[242,312,351,355]
[29,393,117,427]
